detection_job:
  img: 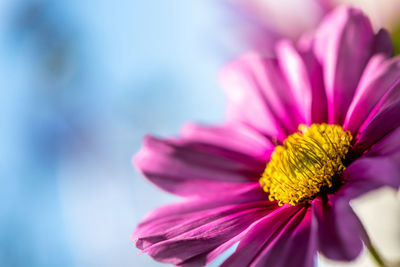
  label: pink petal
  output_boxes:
[250,208,315,267]
[344,55,400,135]
[297,36,329,123]
[372,29,394,57]
[312,197,363,261]
[339,129,400,200]
[176,230,247,267]
[366,126,400,157]
[176,203,279,267]
[220,205,314,267]
[339,157,400,200]
[134,184,267,239]
[279,209,316,267]
[220,53,305,140]
[314,7,376,124]
[143,208,270,265]
[136,183,268,223]
[276,41,314,125]
[181,123,273,162]
[353,99,400,153]
[134,190,277,265]
[134,125,269,196]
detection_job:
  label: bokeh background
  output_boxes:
[1,1,399,267]
[1,1,229,266]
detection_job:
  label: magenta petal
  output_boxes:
[143,208,270,265]
[220,53,305,140]
[354,99,400,153]
[372,29,394,57]
[137,183,265,222]
[367,126,400,157]
[277,209,316,267]
[135,201,269,250]
[314,7,375,124]
[248,208,315,267]
[297,36,328,123]
[134,128,267,196]
[275,41,313,125]
[312,197,363,261]
[345,56,400,135]
[276,40,328,125]
[340,143,400,200]
[176,203,276,267]
[220,205,314,267]
[135,195,277,265]
[181,123,274,162]
[134,185,271,266]
[176,231,246,267]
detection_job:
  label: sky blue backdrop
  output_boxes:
[0,0,241,266]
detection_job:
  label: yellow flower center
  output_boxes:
[260,124,352,206]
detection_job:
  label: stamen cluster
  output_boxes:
[260,124,352,205]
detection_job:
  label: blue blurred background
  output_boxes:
[0,1,235,266]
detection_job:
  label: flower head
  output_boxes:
[261,124,352,205]
[133,7,400,267]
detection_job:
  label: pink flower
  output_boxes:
[133,7,400,267]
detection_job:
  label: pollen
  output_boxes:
[260,124,352,206]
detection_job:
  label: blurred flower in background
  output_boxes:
[331,0,400,54]
[331,0,400,33]
[222,0,329,54]
[224,0,400,54]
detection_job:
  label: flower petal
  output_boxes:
[134,187,277,265]
[249,208,316,267]
[181,123,273,162]
[142,208,270,265]
[297,36,329,123]
[220,53,305,140]
[344,55,400,135]
[340,130,400,200]
[276,40,327,124]
[175,231,246,267]
[312,197,363,261]
[353,99,400,153]
[135,183,266,233]
[372,28,394,57]
[221,205,314,267]
[314,7,376,124]
[134,126,268,196]
[367,126,400,157]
